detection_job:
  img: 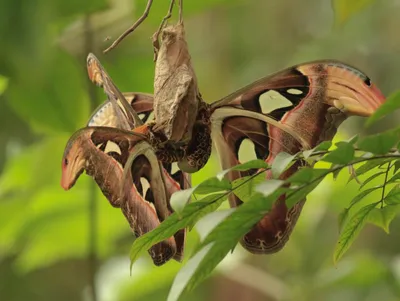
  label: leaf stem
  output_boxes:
[380,162,393,208]
[84,15,98,301]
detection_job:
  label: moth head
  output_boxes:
[61,129,91,190]
[324,65,386,117]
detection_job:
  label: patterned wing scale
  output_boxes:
[210,60,385,253]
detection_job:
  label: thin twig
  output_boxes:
[103,0,154,54]
[380,162,393,208]
[152,0,176,61]
[179,0,183,24]
[84,15,99,301]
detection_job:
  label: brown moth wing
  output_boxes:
[86,90,187,260]
[121,140,181,265]
[87,53,143,129]
[61,127,186,264]
[153,23,201,143]
[62,53,189,264]
[210,60,385,253]
[61,127,147,206]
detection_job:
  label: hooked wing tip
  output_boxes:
[60,173,71,191]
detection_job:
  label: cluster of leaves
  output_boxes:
[127,92,400,300]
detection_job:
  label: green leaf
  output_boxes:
[216,159,268,181]
[354,158,393,177]
[338,208,349,233]
[232,172,266,203]
[195,209,236,241]
[130,193,227,268]
[170,177,231,213]
[255,179,285,197]
[357,129,400,155]
[387,171,400,184]
[334,202,378,264]
[366,91,400,127]
[194,177,232,195]
[368,205,400,233]
[346,134,360,145]
[168,190,284,300]
[359,172,385,189]
[287,168,330,185]
[331,163,343,180]
[332,0,376,26]
[394,160,400,174]
[384,185,400,205]
[302,141,332,159]
[322,142,355,165]
[349,186,381,209]
[285,169,329,208]
[271,152,296,178]
[167,243,214,301]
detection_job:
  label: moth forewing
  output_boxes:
[86,53,143,129]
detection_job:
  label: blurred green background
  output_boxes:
[1,0,400,300]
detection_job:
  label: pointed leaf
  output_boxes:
[384,185,400,205]
[285,169,329,208]
[170,177,231,213]
[334,202,378,264]
[359,172,385,189]
[366,91,400,127]
[354,158,392,177]
[286,167,330,185]
[349,186,381,209]
[346,134,359,145]
[271,152,296,178]
[167,244,214,301]
[387,171,400,184]
[232,172,266,203]
[338,208,349,233]
[216,159,268,181]
[169,190,284,299]
[130,192,227,269]
[332,163,343,180]
[196,209,235,241]
[367,205,400,233]
[322,142,355,165]
[394,160,400,174]
[195,177,232,195]
[357,129,400,155]
[255,179,285,197]
[302,141,332,159]
[170,187,197,215]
